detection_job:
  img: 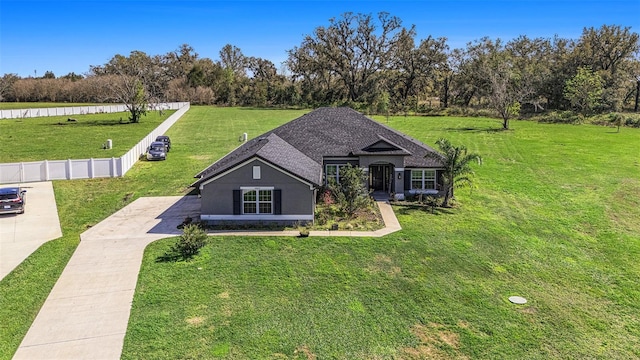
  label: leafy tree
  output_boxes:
[426,138,482,207]
[0,73,19,101]
[575,25,640,110]
[328,164,371,217]
[506,35,553,112]
[61,72,84,81]
[564,66,604,116]
[389,30,448,113]
[539,36,578,110]
[287,12,407,105]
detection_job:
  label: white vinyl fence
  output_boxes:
[0,102,188,119]
[0,103,190,184]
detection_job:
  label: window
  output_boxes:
[243,189,272,214]
[410,169,436,190]
[252,165,261,179]
[325,164,348,184]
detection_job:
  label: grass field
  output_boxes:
[1,107,639,358]
[0,110,176,162]
[122,112,639,358]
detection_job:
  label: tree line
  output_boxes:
[1,13,639,127]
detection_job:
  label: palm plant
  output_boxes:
[427,138,482,207]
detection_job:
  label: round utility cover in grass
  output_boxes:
[509,296,527,304]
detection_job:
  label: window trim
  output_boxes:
[325,164,349,185]
[241,187,273,215]
[410,169,436,190]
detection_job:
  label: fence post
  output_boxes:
[44,160,50,181]
[20,162,25,183]
[111,157,117,177]
[89,158,94,179]
[67,159,73,180]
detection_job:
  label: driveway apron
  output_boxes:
[13,196,200,360]
[1,182,62,280]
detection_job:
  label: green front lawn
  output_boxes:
[122,115,640,358]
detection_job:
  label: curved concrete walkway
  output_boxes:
[14,197,400,359]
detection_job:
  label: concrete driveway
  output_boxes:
[12,194,401,359]
[13,196,201,360]
[0,182,62,280]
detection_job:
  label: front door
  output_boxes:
[370,165,391,192]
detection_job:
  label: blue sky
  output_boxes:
[1,0,639,78]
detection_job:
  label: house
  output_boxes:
[192,107,444,225]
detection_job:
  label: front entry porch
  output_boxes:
[369,164,394,193]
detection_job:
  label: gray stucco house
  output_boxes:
[192,107,444,225]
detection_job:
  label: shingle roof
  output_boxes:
[193,107,443,187]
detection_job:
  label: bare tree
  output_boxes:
[108,74,147,122]
[467,38,534,129]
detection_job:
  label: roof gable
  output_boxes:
[353,136,411,156]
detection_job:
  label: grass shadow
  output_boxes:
[237,106,307,111]
[394,203,455,216]
[50,119,136,127]
[155,252,182,263]
[444,127,507,133]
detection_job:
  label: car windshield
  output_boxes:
[0,194,18,200]
[151,145,165,151]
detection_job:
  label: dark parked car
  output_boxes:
[147,141,167,161]
[155,135,171,152]
[0,187,27,214]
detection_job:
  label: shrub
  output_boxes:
[171,224,207,259]
[318,188,335,205]
[328,164,373,217]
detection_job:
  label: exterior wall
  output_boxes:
[394,169,405,195]
[359,156,406,195]
[401,168,446,199]
[323,158,359,166]
[357,155,405,168]
[200,158,315,224]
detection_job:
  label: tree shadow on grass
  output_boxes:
[394,203,455,216]
[155,251,182,263]
[49,119,134,127]
[155,249,199,263]
[444,127,506,133]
